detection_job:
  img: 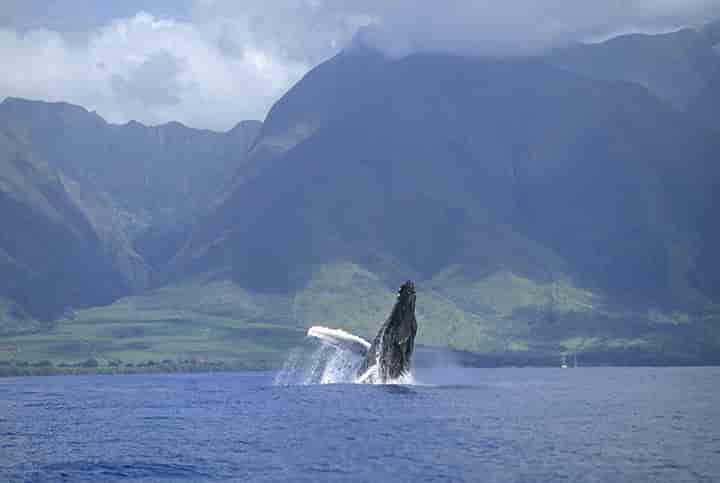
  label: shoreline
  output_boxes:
[0,360,275,378]
[2,360,719,378]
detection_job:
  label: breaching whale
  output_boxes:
[307,280,418,383]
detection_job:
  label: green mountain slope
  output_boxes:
[177,50,720,300]
[0,123,148,329]
[0,98,262,334]
[5,261,718,368]
[165,48,720,364]
[0,98,262,269]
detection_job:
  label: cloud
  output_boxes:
[111,51,185,106]
[0,0,194,33]
[192,0,720,58]
[0,12,308,130]
[189,0,373,63]
[0,1,718,130]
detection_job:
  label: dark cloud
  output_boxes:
[198,0,720,59]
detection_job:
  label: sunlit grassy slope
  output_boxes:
[1,279,304,368]
[2,261,719,368]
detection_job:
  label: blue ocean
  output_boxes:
[2,367,719,482]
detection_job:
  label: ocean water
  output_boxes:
[1,367,719,482]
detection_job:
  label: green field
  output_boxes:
[2,261,718,371]
[1,279,304,369]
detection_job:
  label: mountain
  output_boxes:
[177,47,720,300]
[169,46,720,363]
[0,122,147,332]
[2,28,720,367]
[0,98,261,332]
[548,20,720,131]
[0,98,262,269]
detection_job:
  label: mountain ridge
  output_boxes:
[0,122,148,327]
[0,96,262,273]
[0,98,262,328]
[176,50,720,303]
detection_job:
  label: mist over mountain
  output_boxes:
[549,19,720,131]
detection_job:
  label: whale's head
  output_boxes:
[390,280,417,349]
[397,280,416,316]
[356,279,418,382]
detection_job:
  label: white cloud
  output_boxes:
[0,2,718,129]
[0,12,308,130]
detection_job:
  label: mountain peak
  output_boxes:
[2,96,88,113]
[159,120,186,129]
[0,96,106,127]
[227,119,262,135]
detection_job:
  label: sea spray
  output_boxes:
[274,325,416,385]
[274,337,362,385]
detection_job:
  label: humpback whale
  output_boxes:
[307,280,418,383]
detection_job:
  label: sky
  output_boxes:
[1,0,719,131]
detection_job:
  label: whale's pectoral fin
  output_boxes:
[307,326,370,357]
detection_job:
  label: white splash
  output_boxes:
[355,363,417,385]
[355,365,377,384]
[273,338,361,385]
[273,325,415,386]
